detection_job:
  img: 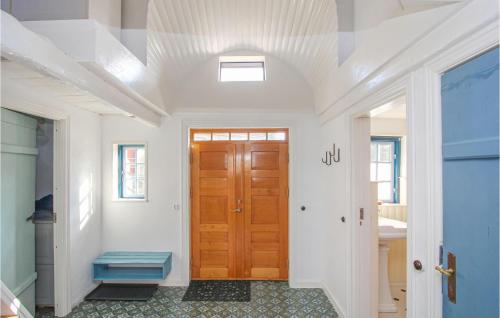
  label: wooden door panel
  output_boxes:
[191,143,235,279]
[251,196,280,224]
[244,143,288,280]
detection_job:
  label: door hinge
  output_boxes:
[190,187,193,198]
[287,187,289,198]
[53,213,57,223]
[190,152,193,163]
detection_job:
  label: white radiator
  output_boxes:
[378,204,407,222]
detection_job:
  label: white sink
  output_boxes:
[378,217,407,240]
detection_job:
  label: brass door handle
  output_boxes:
[234,199,242,213]
[435,265,455,277]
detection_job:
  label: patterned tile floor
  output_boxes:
[36,281,338,318]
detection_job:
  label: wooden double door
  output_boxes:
[190,129,289,280]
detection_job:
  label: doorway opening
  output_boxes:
[370,97,408,318]
[350,94,409,318]
[189,128,289,280]
[34,116,56,316]
[1,107,70,317]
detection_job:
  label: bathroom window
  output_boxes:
[370,137,401,203]
[113,143,147,200]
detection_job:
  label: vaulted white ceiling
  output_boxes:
[147,0,338,88]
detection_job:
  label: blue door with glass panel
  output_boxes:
[441,47,499,318]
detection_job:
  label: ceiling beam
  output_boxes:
[1,10,162,126]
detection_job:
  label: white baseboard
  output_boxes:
[320,283,346,318]
[289,280,322,288]
[71,283,98,309]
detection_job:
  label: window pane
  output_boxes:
[126,164,136,176]
[231,132,248,140]
[377,163,392,181]
[137,163,145,177]
[118,144,146,199]
[137,179,145,195]
[378,143,393,162]
[125,148,137,163]
[267,132,286,141]
[370,163,377,181]
[371,143,377,161]
[137,148,145,163]
[220,62,265,82]
[212,132,229,141]
[193,133,211,141]
[124,178,137,197]
[249,132,267,140]
[378,182,393,202]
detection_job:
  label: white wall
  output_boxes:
[1,0,122,40]
[100,112,325,287]
[121,0,149,64]
[318,116,349,317]
[172,52,315,113]
[67,108,102,306]
[101,115,183,284]
[88,0,122,39]
[1,0,88,21]
[353,0,404,47]
[36,120,54,200]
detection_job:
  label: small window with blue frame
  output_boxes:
[117,144,146,200]
[370,136,401,203]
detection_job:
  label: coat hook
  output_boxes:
[322,143,341,166]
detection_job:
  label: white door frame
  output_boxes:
[0,103,71,317]
[347,19,499,318]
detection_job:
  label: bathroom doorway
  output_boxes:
[349,94,409,318]
[370,97,408,318]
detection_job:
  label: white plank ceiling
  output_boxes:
[1,59,123,115]
[147,0,338,88]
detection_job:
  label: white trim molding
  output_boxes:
[53,119,72,317]
[319,0,499,124]
[321,283,347,318]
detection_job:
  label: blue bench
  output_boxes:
[92,252,172,281]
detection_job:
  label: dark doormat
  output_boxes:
[85,284,158,301]
[182,280,251,302]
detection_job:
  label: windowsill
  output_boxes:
[112,198,149,203]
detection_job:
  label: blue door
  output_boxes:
[441,47,499,317]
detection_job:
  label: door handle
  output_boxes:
[435,265,454,277]
[435,252,456,303]
[234,199,242,213]
[26,212,35,223]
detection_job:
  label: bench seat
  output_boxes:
[92,252,172,281]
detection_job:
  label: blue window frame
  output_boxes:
[370,136,401,203]
[118,144,146,199]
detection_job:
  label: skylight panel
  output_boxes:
[219,56,265,82]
